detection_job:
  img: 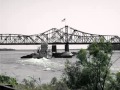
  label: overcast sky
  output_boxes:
[1,0,120,35]
[0,0,120,49]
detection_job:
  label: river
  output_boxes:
[0,50,120,84]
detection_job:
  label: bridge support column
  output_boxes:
[65,43,69,52]
[52,44,57,53]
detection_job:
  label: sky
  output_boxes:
[0,0,120,49]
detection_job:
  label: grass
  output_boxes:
[0,74,69,90]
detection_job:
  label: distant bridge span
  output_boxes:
[0,26,120,45]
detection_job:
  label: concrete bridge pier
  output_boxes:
[65,43,69,52]
[52,43,69,52]
[52,44,57,53]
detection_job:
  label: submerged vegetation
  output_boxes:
[1,39,120,90]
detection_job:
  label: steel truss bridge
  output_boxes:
[0,25,120,45]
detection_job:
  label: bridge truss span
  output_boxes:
[0,26,120,45]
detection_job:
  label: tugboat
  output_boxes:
[21,43,52,59]
[21,43,75,59]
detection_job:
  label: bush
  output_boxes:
[0,74,17,86]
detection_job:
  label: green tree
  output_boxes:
[107,72,120,90]
[63,39,113,90]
